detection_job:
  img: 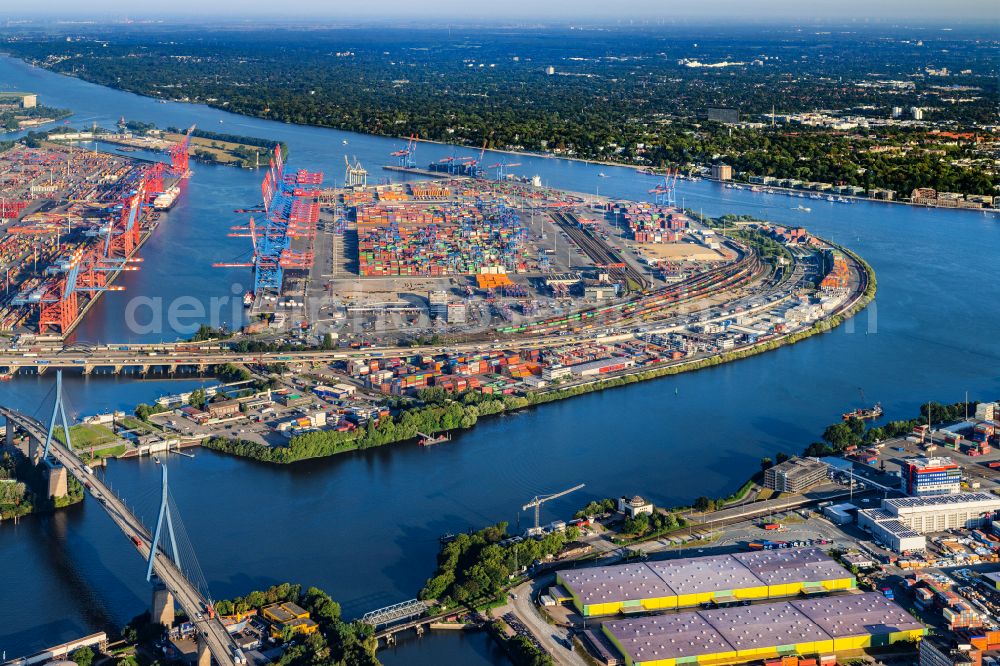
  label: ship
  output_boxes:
[842,403,883,421]
[152,186,181,210]
[419,432,452,446]
[242,291,254,308]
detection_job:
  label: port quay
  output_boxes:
[0,54,997,666]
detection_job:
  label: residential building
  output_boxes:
[763,456,828,493]
[710,163,733,181]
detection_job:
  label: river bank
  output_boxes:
[8,57,994,216]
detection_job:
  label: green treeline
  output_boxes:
[804,400,978,458]
[4,29,995,196]
[211,583,379,666]
[419,522,579,607]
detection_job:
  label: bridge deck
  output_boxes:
[1,407,240,666]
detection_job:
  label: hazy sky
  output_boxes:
[8,0,997,21]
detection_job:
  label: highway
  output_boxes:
[0,407,240,666]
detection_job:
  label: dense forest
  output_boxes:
[3,25,996,194]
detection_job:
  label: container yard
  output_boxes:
[0,133,191,337]
[299,176,791,341]
[556,547,855,617]
[601,593,926,666]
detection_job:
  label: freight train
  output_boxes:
[499,249,762,336]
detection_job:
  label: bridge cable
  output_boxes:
[166,491,213,603]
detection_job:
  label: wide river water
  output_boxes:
[0,55,997,663]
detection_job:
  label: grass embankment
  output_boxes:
[166,129,287,168]
[205,245,876,465]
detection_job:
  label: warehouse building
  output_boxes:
[602,592,925,666]
[858,492,1000,553]
[556,548,855,617]
[763,456,829,493]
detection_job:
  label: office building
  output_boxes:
[902,457,961,496]
[763,457,828,493]
[706,107,739,124]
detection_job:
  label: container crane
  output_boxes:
[169,125,196,176]
[488,162,521,181]
[390,134,418,168]
[522,483,585,535]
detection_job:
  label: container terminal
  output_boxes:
[0,128,193,338]
[240,156,855,348]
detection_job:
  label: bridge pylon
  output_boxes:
[42,369,73,463]
[147,464,182,582]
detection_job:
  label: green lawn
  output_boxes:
[54,424,118,450]
[80,444,127,463]
[118,416,160,434]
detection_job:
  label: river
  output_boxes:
[0,55,998,663]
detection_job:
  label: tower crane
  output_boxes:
[522,483,585,536]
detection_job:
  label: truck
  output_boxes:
[130,535,143,548]
[82,465,94,475]
[881,587,895,600]
[763,523,781,531]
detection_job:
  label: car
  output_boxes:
[196,612,203,619]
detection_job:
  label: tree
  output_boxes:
[760,457,773,472]
[189,388,207,410]
[70,647,94,666]
[693,496,714,512]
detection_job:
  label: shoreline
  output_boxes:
[6,56,995,216]
[205,238,876,466]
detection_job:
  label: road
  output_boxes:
[505,576,588,666]
[0,407,240,666]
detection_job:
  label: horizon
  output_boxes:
[1,0,996,24]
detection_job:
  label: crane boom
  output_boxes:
[522,483,585,533]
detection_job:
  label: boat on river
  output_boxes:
[842,403,883,421]
[419,432,452,446]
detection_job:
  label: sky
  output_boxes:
[5,0,996,22]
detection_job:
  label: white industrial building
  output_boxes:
[858,492,1000,553]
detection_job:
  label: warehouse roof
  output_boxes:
[603,593,922,664]
[792,593,924,638]
[732,547,851,585]
[560,548,851,608]
[886,492,999,511]
[700,603,830,651]
[646,554,764,595]
[604,612,734,663]
[559,562,675,604]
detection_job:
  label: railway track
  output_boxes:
[549,210,651,291]
[500,249,765,336]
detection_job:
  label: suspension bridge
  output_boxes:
[0,371,242,666]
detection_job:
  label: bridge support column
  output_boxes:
[151,581,175,628]
[36,365,48,375]
[28,436,42,464]
[196,634,212,666]
[45,462,68,499]
[140,365,150,375]
[113,365,124,375]
[4,416,14,450]
[83,364,93,375]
